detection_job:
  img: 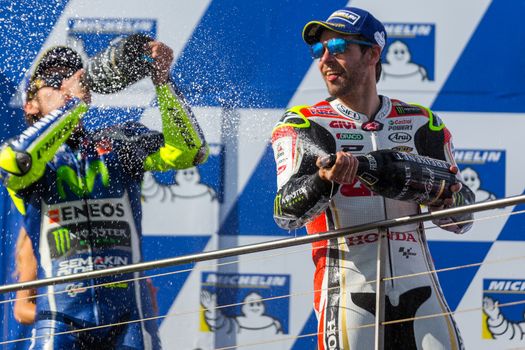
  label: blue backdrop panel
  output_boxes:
[173,0,347,108]
[432,0,525,113]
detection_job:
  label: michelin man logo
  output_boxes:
[483,296,525,340]
[142,167,218,235]
[201,290,283,336]
[141,144,222,235]
[380,23,435,85]
[199,271,290,349]
[142,167,217,202]
[482,279,525,340]
[171,167,217,199]
[382,40,428,82]
[461,167,496,202]
[455,149,505,201]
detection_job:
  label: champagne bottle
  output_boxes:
[325,149,458,206]
[85,34,154,94]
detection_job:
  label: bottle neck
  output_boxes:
[355,155,369,176]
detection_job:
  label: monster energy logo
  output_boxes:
[274,194,282,215]
[56,160,110,199]
[52,228,71,256]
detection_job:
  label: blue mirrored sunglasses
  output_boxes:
[310,38,373,59]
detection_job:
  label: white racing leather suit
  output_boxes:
[271,96,475,350]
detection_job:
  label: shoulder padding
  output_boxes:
[273,105,311,132]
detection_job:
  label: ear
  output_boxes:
[23,99,40,116]
[368,46,382,66]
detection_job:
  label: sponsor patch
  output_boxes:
[387,119,412,132]
[399,247,417,259]
[336,133,363,141]
[273,137,294,188]
[331,10,360,25]
[392,146,413,153]
[65,282,88,297]
[329,120,357,129]
[57,255,129,276]
[394,105,422,115]
[308,107,339,117]
[361,121,383,131]
[388,132,412,143]
[388,122,413,131]
[334,103,361,120]
[346,231,417,246]
[48,222,132,258]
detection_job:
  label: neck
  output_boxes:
[338,83,381,119]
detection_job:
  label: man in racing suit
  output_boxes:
[271,7,475,350]
[0,41,208,349]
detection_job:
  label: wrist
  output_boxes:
[318,168,328,182]
[152,73,170,86]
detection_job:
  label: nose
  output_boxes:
[319,47,334,64]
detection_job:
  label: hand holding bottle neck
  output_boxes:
[149,41,174,86]
[317,151,360,185]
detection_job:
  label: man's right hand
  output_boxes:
[317,151,359,184]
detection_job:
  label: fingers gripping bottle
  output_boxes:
[326,150,458,206]
[85,34,154,94]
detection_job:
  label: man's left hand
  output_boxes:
[149,41,174,86]
[429,165,462,211]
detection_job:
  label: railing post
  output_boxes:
[374,227,386,350]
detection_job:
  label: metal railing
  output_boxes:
[2,194,525,349]
[2,194,524,295]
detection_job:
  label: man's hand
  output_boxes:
[60,69,91,104]
[149,41,174,86]
[146,278,159,316]
[429,165,462,211]
[317,151,359,184]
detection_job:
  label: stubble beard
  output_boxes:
[324,56,369,99]
[326,75,352,98]
[325,67,368,101]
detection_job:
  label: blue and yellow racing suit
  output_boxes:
[0,83,208,349]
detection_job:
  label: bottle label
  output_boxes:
[365,154,377,171]
[395,166,448,205]
[392,152,449,169]
[358,172,379,187]
[426,179,447,205]
[393,166,412,200]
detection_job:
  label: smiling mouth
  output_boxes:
[325,71,341,82]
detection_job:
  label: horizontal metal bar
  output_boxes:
[1,194,524,294]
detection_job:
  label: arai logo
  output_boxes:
[388,132,412,143]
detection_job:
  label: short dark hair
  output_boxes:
[354,35,382,82]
